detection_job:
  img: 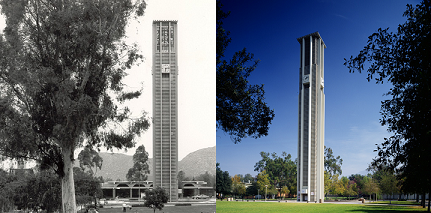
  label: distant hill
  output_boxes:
[81,146,215,181]
[178,146,215,178]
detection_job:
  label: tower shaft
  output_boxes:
[153,20,178,202]
[297,32,325,203]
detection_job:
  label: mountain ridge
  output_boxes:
[78,146,215,181]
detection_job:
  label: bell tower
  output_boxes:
[297,32,325,203]
[153,20,179,202]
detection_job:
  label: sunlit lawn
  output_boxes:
[216,201,427,213]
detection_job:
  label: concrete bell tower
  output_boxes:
[153,20,179,202]
[297,32,325,203]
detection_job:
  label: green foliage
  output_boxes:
[330,174,345,196]
[144,186,169,213]
[379,171,398,199]
[254,152,297,196]
[246,181,258,197]
[126,145,150,181]
[362,177,379,197]
[216,163,232,197]
[216,0,275,143]
[231,175,246,197]
[324,146,343,177]
[256,170,271,197]
[341,177,358,198]
[344,1,431,198]
[243,173,254,183]
[344,182,358,198]
[324,171,331,196]
[281,186,290,198]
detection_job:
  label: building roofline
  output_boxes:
[153,20,178,23]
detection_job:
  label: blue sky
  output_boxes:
[216,0,421,178]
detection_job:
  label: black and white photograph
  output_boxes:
[0,0,215,212]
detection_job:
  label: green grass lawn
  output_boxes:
[216,201,427,213]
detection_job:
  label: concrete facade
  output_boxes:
[152,20,178,202]
[297,32,325,203]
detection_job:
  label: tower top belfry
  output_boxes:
[297,32,325,203]
[297,32,326,48]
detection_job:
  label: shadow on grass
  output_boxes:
[349,205,426,213]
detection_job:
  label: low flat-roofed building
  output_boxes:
[101,181,153,199]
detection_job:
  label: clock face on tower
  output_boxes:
[303,74,310,84]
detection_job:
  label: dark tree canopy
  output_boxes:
[344,0,431,204]
[0,0,149,173]
[126,145,150,181]
[144,186,169,213]
[216,162,232,198]
[216,0,275,143]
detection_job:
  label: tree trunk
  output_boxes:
[61,146,77,213]
[428,192,430,212]
[422,193,426,208]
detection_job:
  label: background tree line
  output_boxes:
[216,147,409,202]
[0,166,102,212]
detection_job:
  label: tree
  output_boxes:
[0,1,149,212]
[231,175,246,198]
[281,186,290,199]
[363,176,379,202]
[349,174,367,195]
[197,171,216,189]
[243,173,254,183]
[344,1,431,210]
[256,170,271,199]
[344,181,358,200]
[177,171,185,189]
[0,170,19,212]
[379,171,399,203]
[330,174,345,197]
[216,163,232,199]
[126,145,150,181]
[0,169,62,212]
[73,167,102,208]
[254,152,297,196]
[27,170,62,212]
[246,181,258,197]
[324,146,343,177]
[216,0,275,143]
[144,186,169,213]
[78,147,103,176]
[324,171,331,199]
